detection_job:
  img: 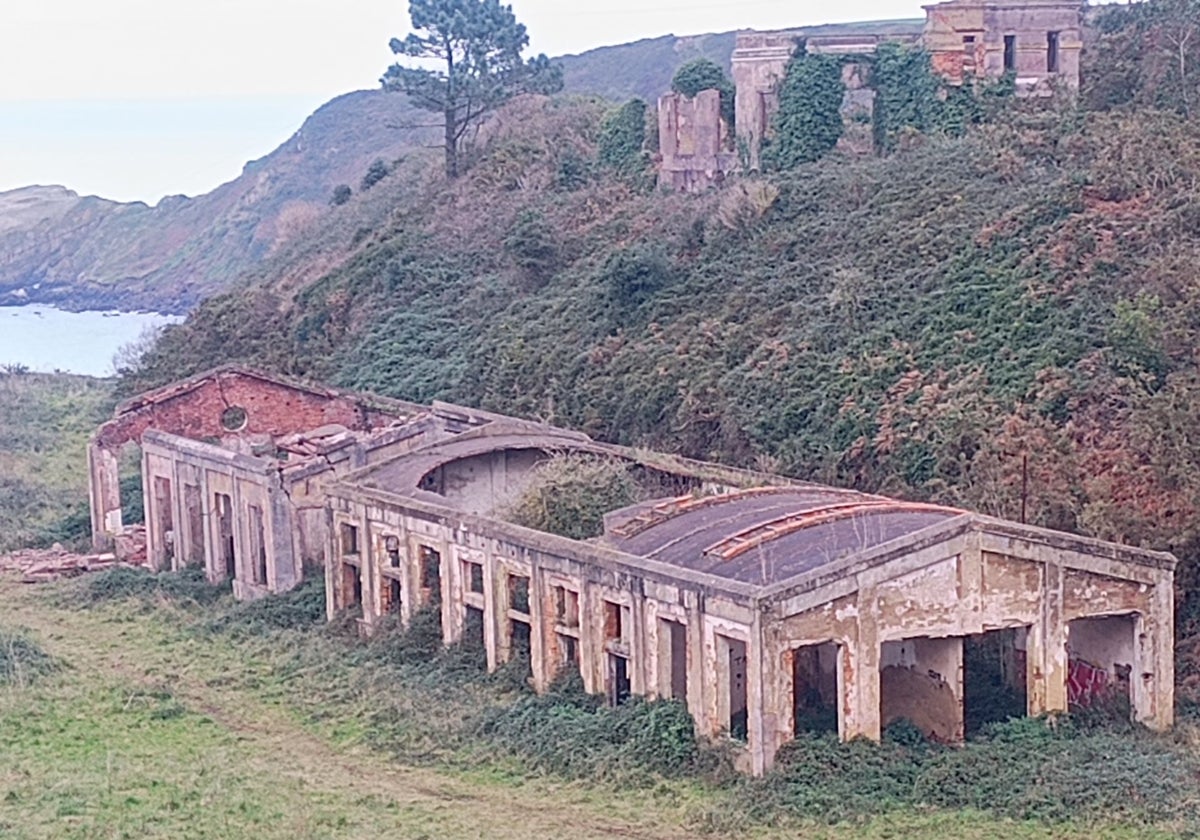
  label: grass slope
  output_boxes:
[0,373,115,552]
[1,572,1195,838]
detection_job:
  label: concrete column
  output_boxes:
[748,608,770,775]
[851,585,882,740]
[483,546,501,671]
[322,505,337,621]
[528,556,550,693]
[87,442,122,550]
[684,591,706,734]
[1138,578,1175,730]
[1034,560,1069,716]
[629,583,648,697]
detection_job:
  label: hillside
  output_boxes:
[118,85,1200,680]
[0,35,735,313]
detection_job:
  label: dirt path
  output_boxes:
[0,578,718,840]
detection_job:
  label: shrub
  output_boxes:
[671,57,736,132]
[503,210,559,285]
[206,575,326,635]
[507,453,640,539]
[600,245,673,315]
[597,99,648,175]
[479,692,698,779]
[361,159,390,191]
[0,628,56,687]
[71,566,228,607]
[762,46,844,170]
[330,184,353,206]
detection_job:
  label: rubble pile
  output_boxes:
[0,526,148,583]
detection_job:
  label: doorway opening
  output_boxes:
[791,642,840,736]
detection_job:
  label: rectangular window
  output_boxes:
[215,493,235,580]
[464,561,484,594]
[1047,31,1060,73]
[508,574,530,614]
[340,522,359,556]
[248,504,267,585]
[384,535,401,568]
[1004,35,1017,72]
[419,545,442,603]
[604,601,623,642]
[554,586,579,628]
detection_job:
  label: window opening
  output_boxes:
[419,545,442,604]
[340,523,359,556]
[215,493,235,580]
[248,504,267,586]
[792,642,840,736]
[1003,35,1017,72]
[384,535,401,568]
[726,637,748,741]
[508,574,530,613]
[607,654,631,706]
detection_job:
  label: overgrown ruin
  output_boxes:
[660,0,1083,187]
[87,367,1177,775]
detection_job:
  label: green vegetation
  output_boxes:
[0,627,56,688]
[597,98,648,177]
[762,47,845,169]
[671,57,735,132]
[359,159,390,191]
[383,0,563,177]
[872,43,1013,150]
[2,571,1196,837]
[507,454,639,539]
[0,372,114,552]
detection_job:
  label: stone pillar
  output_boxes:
[87,441,122,550]
[850,585,882,740]
[1030,560,1069,716]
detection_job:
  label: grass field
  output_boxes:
[0,372,115,552]
[0,574,1192,839]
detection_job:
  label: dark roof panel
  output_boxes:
[605,489,963,586]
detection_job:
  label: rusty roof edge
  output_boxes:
[327,480,762,600]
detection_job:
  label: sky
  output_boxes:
[0,0,983,203]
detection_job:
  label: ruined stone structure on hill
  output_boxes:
[660,0,1083,187]
[90,367,1177,775]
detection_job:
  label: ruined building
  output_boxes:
[92,368,1177,775]
[660,0,1083,186]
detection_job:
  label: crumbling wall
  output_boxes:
[657,89,738,192]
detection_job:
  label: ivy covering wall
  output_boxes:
[762,46,846,171]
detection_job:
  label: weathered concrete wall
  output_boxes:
[425,448,546,517]
[924,0,1082,90]
[141,431,296,600]
[758,523,1175,771]
[324,487,760,768]
[657,90,738,192]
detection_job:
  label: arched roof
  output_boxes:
[605,488,966,586]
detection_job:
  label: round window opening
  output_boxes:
[220,405,249,432]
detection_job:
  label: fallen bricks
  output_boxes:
[0,545,134,583]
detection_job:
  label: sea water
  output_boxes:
[0,304,181,377]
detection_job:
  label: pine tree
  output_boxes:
[382,0,563,178]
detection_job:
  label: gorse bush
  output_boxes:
[480,691,699,779]
[749,717,1200,828]
[507,453,640,539]
[0,628,56,688]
